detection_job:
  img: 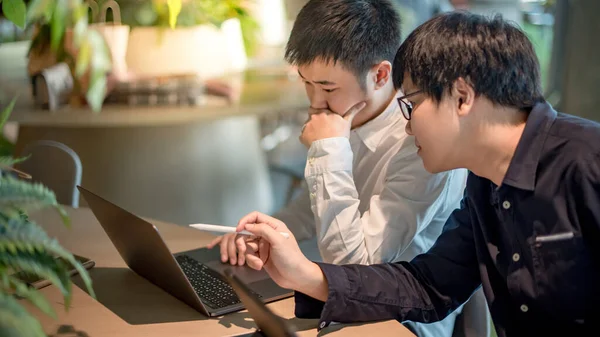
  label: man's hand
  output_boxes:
[236,211,328,301]
[300,101,366,148]
[206,233,247,266]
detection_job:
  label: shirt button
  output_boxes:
[310,192,316,198]
[512,253,520,262]
[520,304,529,313]
[502,200,511,209]
[308,157,315,165]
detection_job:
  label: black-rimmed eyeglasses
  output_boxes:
[397,90,423,120]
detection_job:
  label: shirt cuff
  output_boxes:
[293,262,351,331]
[305,137,353,177]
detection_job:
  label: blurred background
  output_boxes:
[0,1,597,335]
[0,0,598,227]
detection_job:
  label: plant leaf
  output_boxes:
[0,136,15,158]
[0,249,72,300]
[72,13,87,47]
[0,293,46,337]
[0,155,30,169]
[1,273,56,318]
[2,0,27,29]
[0,96,17,130]
[167,0,182,29]
[86,70,107,113]
[26,0,52,23]
[88,30,111,72]
[0,175,59,216]
[75,39,91,78]
[0,218,94,300]
[50,0,67,51]
[83,29,111,112]
[152,0,167,17]
[55,204,70,228]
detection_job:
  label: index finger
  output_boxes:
[236,211,285,232]
[342,101,367,123]
[243,223,286,246]
[206,236,223,249]
[308,107,331,115]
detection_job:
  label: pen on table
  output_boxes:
[188,223,290,239]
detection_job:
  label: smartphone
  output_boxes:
[13,254,95,290]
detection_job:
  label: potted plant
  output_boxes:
[1,0,101,334]
[1,0,112,112]
[0,97,95,337]
[117,0,259,79]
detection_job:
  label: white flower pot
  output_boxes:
[125,19,247,79]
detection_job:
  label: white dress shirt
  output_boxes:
[276,99,468,265]
[274,98,470,337]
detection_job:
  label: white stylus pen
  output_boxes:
[189,223,290,239]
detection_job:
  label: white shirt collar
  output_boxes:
[350,94,403,152]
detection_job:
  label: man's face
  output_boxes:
[402,76,461,173]
[298,59,372,127]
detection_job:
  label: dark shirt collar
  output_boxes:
[502,101,557,191]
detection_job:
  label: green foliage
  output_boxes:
[237,7,260,57]
[119,0,261,56]
[0,176,70,224]
[0,97,17,131]
[25,0,112,112]
[0,100,95,336]
[1,0,27,29]
[0,97,17,158]
[0,293,45,337]
[166,0,182,29]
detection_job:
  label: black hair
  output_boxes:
[393,11,544,109]
[285,0,401,88]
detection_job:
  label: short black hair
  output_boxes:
[393,11,544,110]
[285,0,401,88]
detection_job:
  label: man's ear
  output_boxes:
[452,77,475,117]
[372,61,392,89]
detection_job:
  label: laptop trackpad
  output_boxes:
[205,260,269,284]
[177,246,272,284]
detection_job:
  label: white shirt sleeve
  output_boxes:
[272,182,316,241]
[305,137,461,265]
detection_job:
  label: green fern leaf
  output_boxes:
[0,96,17,130]
[0,155,31,169]
[0,218,94,299]
[1,273,56,318]
[0,249,72,301]
[0,175,58,207]
[0,293,46,337]
[0,176,68,226]
[55,204,70,228]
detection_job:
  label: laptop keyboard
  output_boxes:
[175,254,261,310]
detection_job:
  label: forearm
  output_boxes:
[311,192,371,264]
[293,261,329,302]
[295,198,482,324]
[305,137,370,264]
[295,261,458,324]
[308,140,462,265]
[273,186,316,242]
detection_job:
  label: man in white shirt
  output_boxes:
[208,0,477,335]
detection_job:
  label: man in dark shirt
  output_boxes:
[235,11,600,336]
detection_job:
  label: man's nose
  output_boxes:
[309,91,328,110]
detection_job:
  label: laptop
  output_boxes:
[77,186,293,317]
[224,270,298,337]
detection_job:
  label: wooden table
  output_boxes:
[25,206,412,337]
